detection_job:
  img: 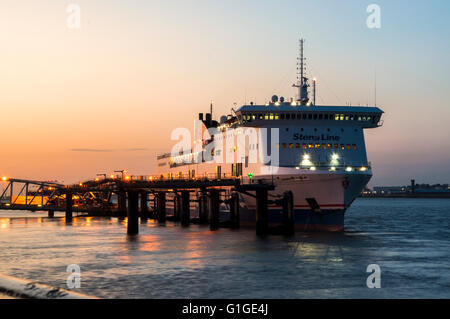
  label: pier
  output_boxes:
[0,175,295,236]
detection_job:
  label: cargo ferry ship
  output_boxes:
[156,40,384,231]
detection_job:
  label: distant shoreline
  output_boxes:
[360,194,450,199]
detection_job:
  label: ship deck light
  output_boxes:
[301,154,313,167]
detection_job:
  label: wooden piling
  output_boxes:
[209,189,220,230]
[181,191,190,226]
[151,194,157,219]
[173,193,181,221]
[230,192,240,229]
[65,192,73,222]
[198,192,208,224]
[48,210,54,218]
[118,192,127,217]
[140,192,149,219]
[282,191,295,236]
[157,192,166,223]
[255,189,268,236]
[127,191,139,235]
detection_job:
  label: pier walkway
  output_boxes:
[0,174,294,236]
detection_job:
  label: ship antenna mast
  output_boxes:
[293,39,310,105]
[300,38,304,88]
[210,100,213,119]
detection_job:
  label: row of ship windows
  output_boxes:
[242,113,376,122]
[277,143,358,150]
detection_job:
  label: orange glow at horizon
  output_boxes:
[0,1,449,186]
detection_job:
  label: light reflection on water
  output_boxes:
[0,198,449,298]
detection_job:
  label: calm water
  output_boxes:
[0,198,449,299]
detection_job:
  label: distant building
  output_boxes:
[368,182,450,196]
[373,186,406,195]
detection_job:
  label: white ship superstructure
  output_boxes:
[156,40,384,231]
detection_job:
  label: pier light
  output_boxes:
[295,167,300,170]
[310,166,316,171]
[331,154,339,160]
[330,167,336,171]
[94,178,100,182]
[79,182,83,186]
[110,174,115,179]
[1,176,8,181]
[359,166,367,172]
[124,175,131,181]
[345,167,353,172]
[148,176,154,181]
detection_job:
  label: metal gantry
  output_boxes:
[0,178,115,214]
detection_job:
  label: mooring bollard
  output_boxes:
[209,189,220,230]
[48,210,54,218]
[140,192,149,219]
[256,189,268,236]
[65,192,73,222]
[157,192,166,223]
[230,192,240,229]
[127,191,139,235]
[181,191,190,226]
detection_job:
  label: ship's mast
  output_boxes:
[293,39,310,105]
[210,100,213,120]
[300,39,304,88]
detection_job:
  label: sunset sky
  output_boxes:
[0,0,449,186]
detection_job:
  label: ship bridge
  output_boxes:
[236,103,384,129]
